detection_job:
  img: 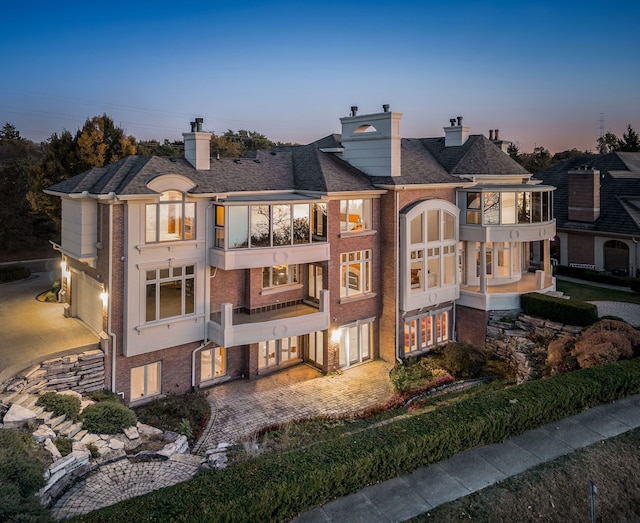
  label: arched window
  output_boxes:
[145,191,195,243]
[401,199,459,312]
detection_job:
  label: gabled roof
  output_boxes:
[537,152,640,237]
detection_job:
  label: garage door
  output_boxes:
[73,272,104,334]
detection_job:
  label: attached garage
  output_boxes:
[71,272,104,334]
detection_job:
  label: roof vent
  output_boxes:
[489,130,494,140]
[350,106,358,117]
[195,117,203,132]
[449,118,457,126]
[457,116,463,126]
[382,104,390,112]
[494,129,500,140]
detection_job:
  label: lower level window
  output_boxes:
[259,337,300,369]
[201,345,226,381]
[131,362,161,400]
[403,309,450,355]
[337,319,372,368]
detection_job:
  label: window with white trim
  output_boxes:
[340,250,371,298]
[338,319,372,368]
[201,346,226,381]
[145,265,195,322]
[340,199,372,232]
[146,191,195,243]
[262,265,299,288]
[259,337,300,369]
[403,310,450,355]
[131,362,161,400]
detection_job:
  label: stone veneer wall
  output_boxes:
[485,311,584,384]
[1,349,105,395]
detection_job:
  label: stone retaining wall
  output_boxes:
[2,349,106,395]
[486,312,584,383]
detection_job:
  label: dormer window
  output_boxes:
[146,191,195,243]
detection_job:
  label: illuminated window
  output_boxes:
[262,265,299,288]
[258,337,300,369]
[201,346,226,381]
[145,265,195,322]
[337,320,372,368]
[131,362,161,400]
[403,310,450,355]
[146,191,194,243]
[340,199,372,232]
[340,250,371,298]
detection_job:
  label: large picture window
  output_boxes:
[214,202,327,249]
[145,265,195,322]
[146,191,195,243]
[131,362,161,400]
[340,199,372,232]
[340,250,371,298]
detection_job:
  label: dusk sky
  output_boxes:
[2,1,638,153]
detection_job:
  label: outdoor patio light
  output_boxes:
[100,291,109,308]
[330,328,341,344]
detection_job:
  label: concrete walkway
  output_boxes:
[293,394,640,522]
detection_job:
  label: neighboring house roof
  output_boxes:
[46,130,529,198]
[537,152,640,237]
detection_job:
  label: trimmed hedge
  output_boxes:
[0,265,31,283]
[74,359,640,523]
[520,292,598,326]
[554,265,631,287]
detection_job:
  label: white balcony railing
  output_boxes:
[208,290,330,347]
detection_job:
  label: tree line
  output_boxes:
[507,124,639,173]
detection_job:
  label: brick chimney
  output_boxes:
[444,116,469,147]
[340,105,402,177]
[568,166,600,222]
[182,118,212,170]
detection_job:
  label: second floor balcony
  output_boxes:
[208,290,330,347]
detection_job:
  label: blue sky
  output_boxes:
[2,1,638,152]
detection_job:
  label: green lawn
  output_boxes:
[556,279,640,305]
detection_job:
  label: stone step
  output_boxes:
[15,394,39,410]
[2,391,21,404]
[60,421,83,438]
[31,405,45,417]
[55,419,74,434]
[37,410,54,423]
[72,429,88,442]
[47,414,66,429]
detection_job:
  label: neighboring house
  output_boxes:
[537,152,640,277]
[45,108,556,405]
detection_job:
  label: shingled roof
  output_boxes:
[46,127,529,198]
[537,152,640,236]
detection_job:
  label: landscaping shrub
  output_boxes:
[554,265,631,287]
[36,391,81,421]
[0,264,31,283]
[520,292,598,326]
[78,359,640,523]
[134,392,210,444]
[547,337,578,374]
[54,437,73,457]
[0,429,52,523]
[572,319,640,368]
[81,402,137,434]
[89,389,124,404]
[443,342,486,379]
